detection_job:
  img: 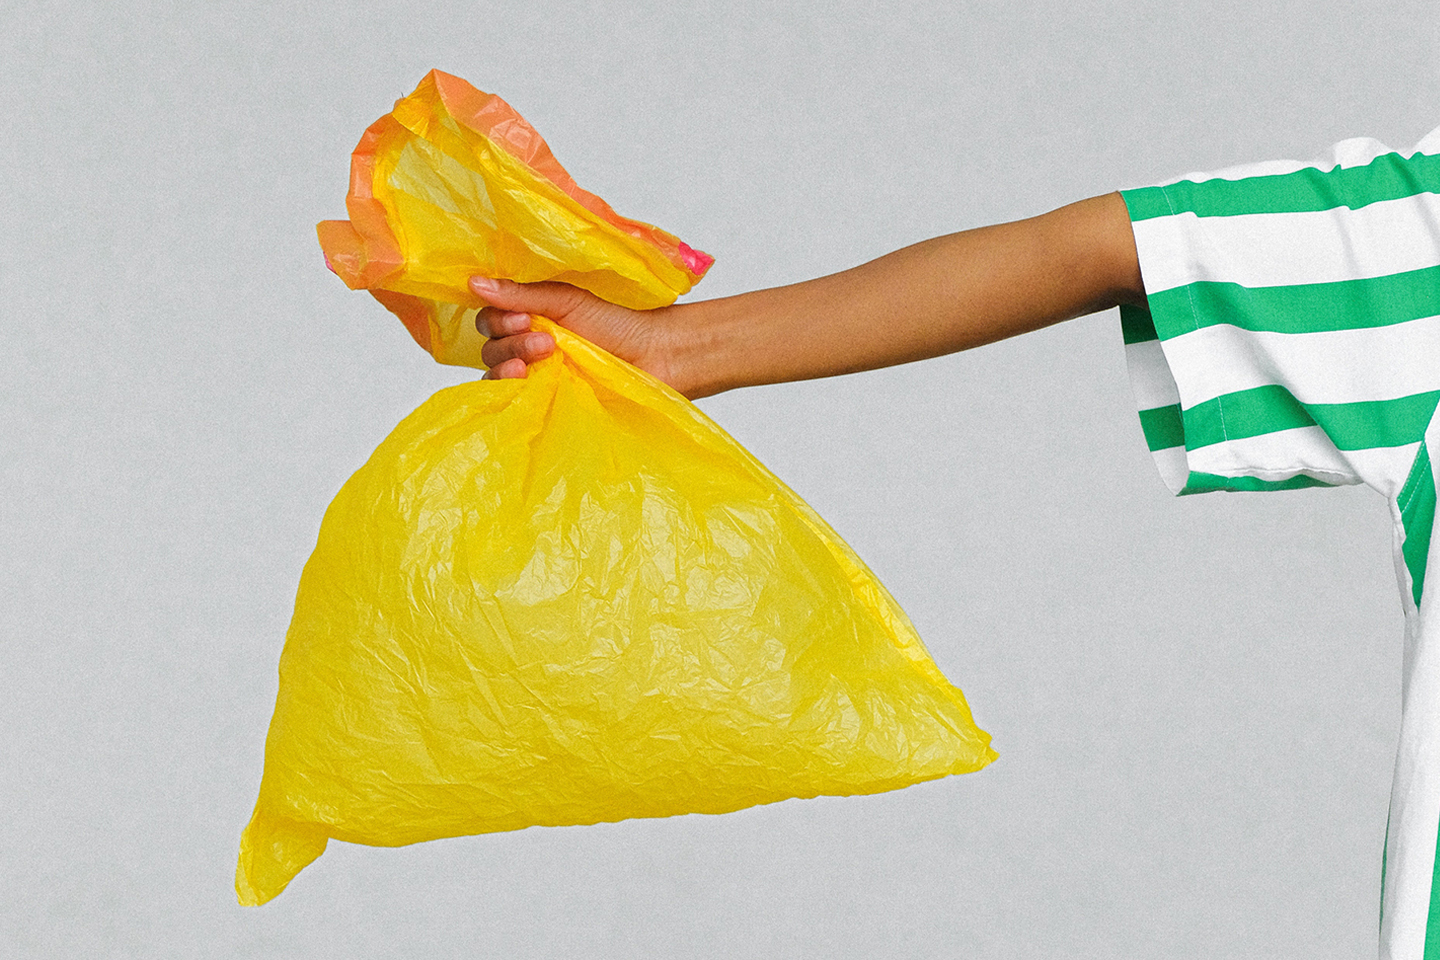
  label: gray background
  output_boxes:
[4,1,1437,957]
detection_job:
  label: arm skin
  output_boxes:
[470,191,1146,400]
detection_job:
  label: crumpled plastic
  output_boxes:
[236,69,996,907]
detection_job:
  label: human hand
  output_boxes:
[470,276,679,388]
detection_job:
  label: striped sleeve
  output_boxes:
[1120,128,1440,499]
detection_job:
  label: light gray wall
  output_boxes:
[4,1,1437,957]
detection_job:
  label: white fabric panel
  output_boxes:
[1159,315,1440,410]
[1123,339,1181,411]
[1183,427,1413,490]
[1413,123,1440,159]
[1148,446,1189,495]
[1154,125,1440,191]
[1134,192,1440,294]
[1382,417,1440,959]
[1156,155,1361,188]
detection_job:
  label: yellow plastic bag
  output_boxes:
[237,70,995,906]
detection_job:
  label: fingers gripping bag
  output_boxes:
[237,69,996,906]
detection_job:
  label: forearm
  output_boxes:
[662,192,1144,399]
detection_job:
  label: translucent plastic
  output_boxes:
[237,70,995,906]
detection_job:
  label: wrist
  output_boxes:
[648,297,744,400]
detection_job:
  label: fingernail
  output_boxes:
[470,276,499,295]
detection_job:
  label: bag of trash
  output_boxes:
[237,70,995,906]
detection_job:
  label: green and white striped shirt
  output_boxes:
[1121,125,1440,960]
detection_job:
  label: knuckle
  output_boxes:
[480,339,508,366]
[475,306,500,336]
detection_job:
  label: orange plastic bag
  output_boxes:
[237,70,995,906]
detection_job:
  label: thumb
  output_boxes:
[469,276,592,321]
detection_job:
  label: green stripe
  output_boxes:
[1138,404,1183,452]
[1183,385,1440,452]
[1381,810,1390,931]
[1146,265,1440,340]
[1183,385,1312,449]
[1120,303,1159,345]
[1122,186,1180,223]
[1400,442,1434,609]
[1427,770,1440,957]
[1123,150,1440,222]
[1179,472,1333,495]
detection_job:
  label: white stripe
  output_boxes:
[1151,130,1440,190]
[1413,123,1440,159]
[1153,157,1326,187]
[1124,340,1181,411]
[1182,426,1407,488]
[1159,315,1440,410]
[1134,192,1440,294]
[1145,126,1440,193]
[1148,446,1189,494]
